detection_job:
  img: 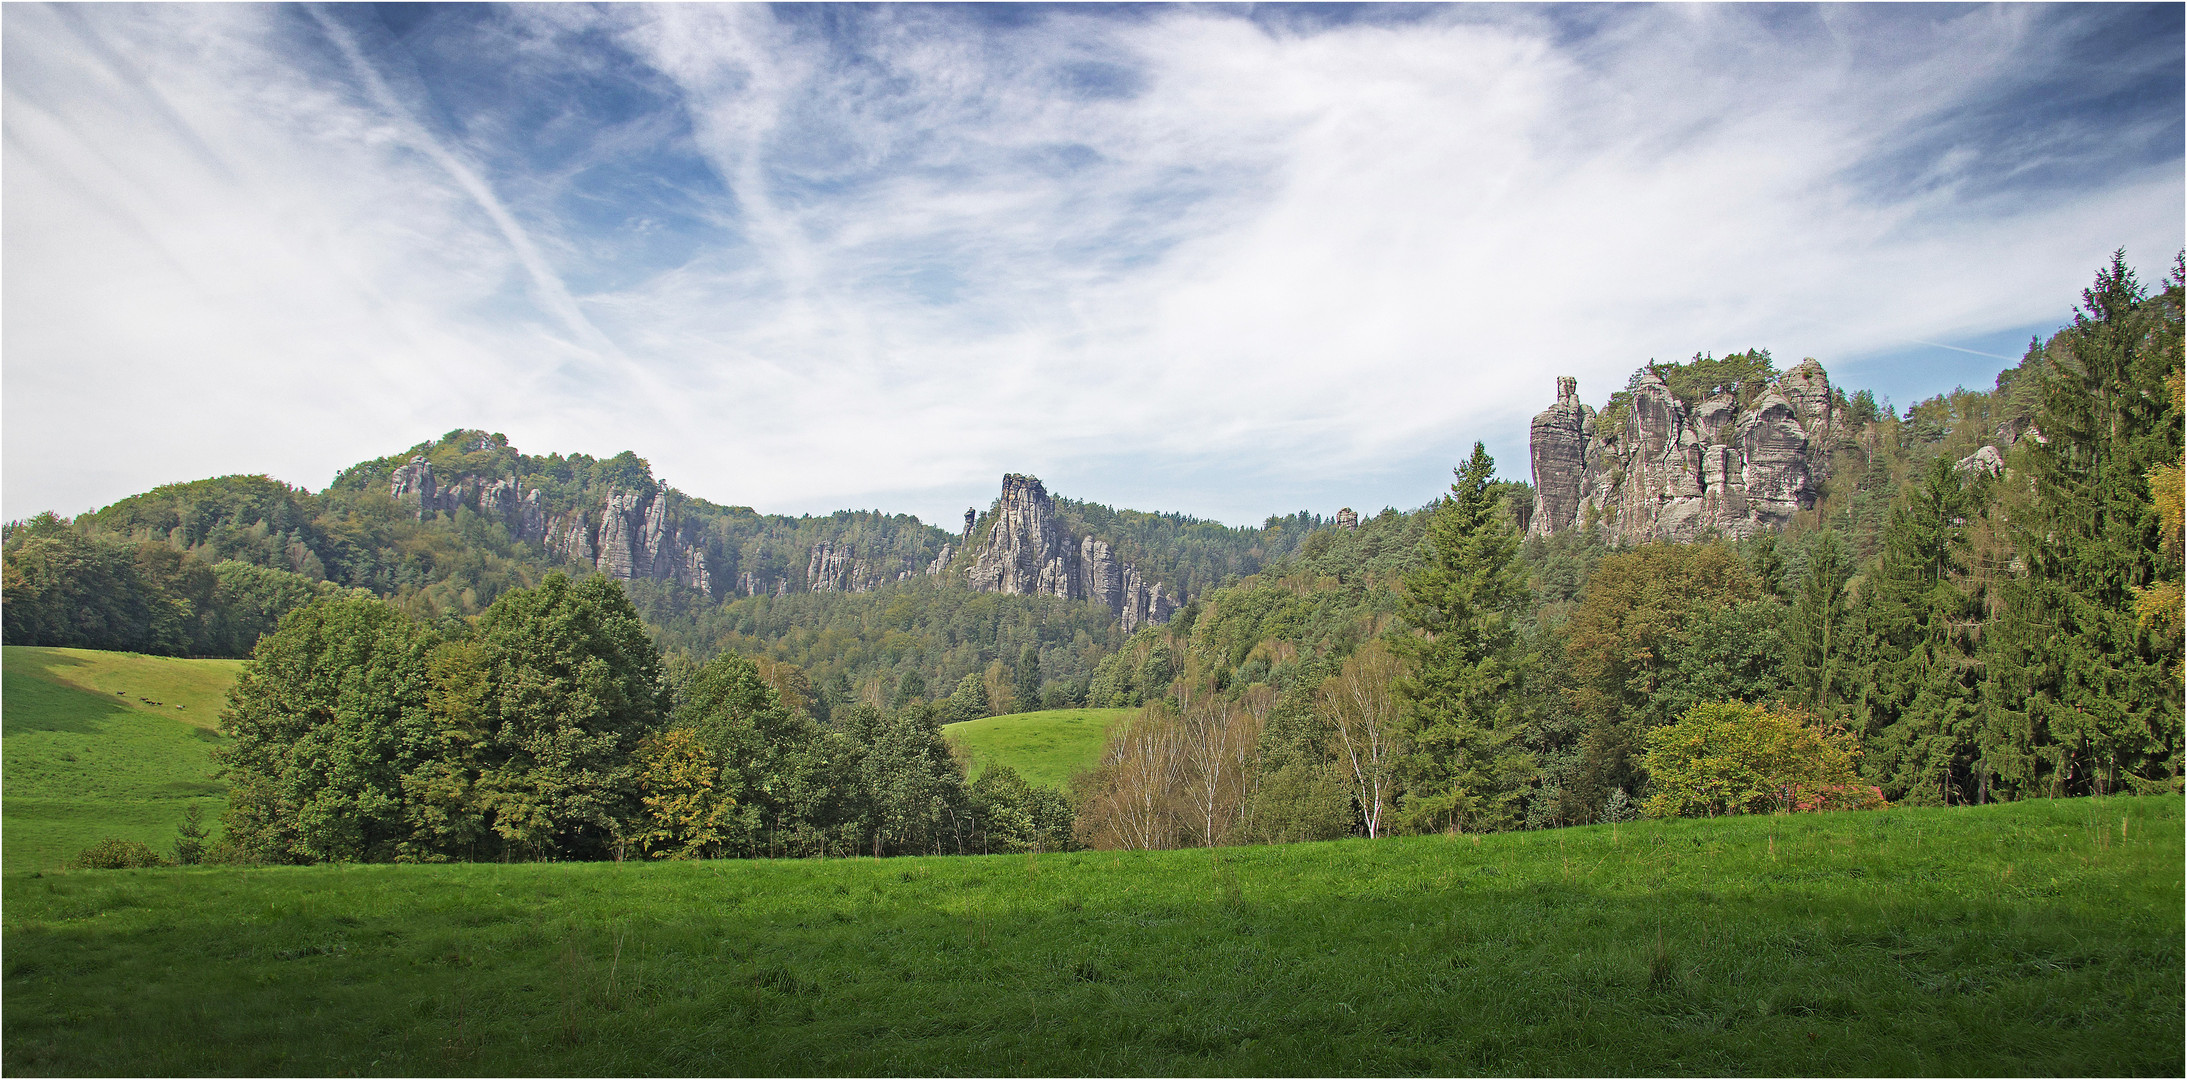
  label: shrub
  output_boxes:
[73,838,169,869]
[1640,701,1885,818]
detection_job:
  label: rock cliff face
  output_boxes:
[1526,360,1841,543]
[390,457,711,591]
[966,474,1177,632]
[801,541,930,593]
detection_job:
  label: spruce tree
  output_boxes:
[1983,252,2185,797]
[1851,456,1988,803]
[1392,443,1536,833]
[1784,529,1853,712]
[1013,644,1042,714]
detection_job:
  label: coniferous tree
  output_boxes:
[1983,252,2185,797]
[1785,529,1854,713]
[1852,457,1990,804]
[1392,443,1536,833]
[1013,644,1042,713]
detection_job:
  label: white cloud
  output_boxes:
[5,4,2178,526]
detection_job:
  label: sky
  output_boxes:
[5,2,2181,528]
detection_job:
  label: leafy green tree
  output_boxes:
[216,594,442,863]
[676,651,817,855]
[965,764,1075,853]
[1562,542,1757,816]
[631,727,736,859]
[836,702,969,856]
[1649,599,1789,726]
[1983,252,2185,797]
[944,672,990,722]
[1393,443,1536,833]
[2,518,192,654]
[470,573,668,859]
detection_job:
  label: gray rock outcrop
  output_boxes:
[391,459,711,592]
[1527,360,1843,543]
[965,474,1177,630]
[1954,445,2006,476]
[546,483,711,592]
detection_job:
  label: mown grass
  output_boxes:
[942,708,1134,789]
[2,647,241,872]
[4,796,2178,1076]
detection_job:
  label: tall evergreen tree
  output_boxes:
[1013,644,1042,714]
[1983,252,2185,797]
[1852,457,1989,803]
[1392,443,1536,833]
[1784,529,1854,712]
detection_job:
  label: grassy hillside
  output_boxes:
[5,796,2178,1075]
[2,647,242,872]
[942,708,1134,789]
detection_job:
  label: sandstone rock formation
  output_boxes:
[391,458,711,591]
[965,474,1177,631]
[1335,508,1359,531]
[1527,360,1843,543]
[1954,445,2006,476]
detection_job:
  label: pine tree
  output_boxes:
[1392,443,1536,833]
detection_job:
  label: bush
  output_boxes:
[1640,701,1886,818]
[73,838,169,869]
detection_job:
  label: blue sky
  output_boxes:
[5,2,2180,527]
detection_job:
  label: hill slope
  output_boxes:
[2,647,241,871]
[4,796,2178,1075]
[942,708,1134,789]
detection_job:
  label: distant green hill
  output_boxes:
[943,708,1134,789]
[2,647,241,871]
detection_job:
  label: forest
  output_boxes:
[4,252,2180,860]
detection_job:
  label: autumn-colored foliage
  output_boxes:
[1639,701,1884,818]
[631,727,736,859]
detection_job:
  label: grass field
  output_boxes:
[942,708,1134,789]
[2,647,243,872]
[4,796,2178,1075]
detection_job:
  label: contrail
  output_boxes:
[306,4,626,365]
[1908,339,2018,362]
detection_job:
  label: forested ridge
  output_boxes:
[5,433,1315,711]
[7,253,2179,862]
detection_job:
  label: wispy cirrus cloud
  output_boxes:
[5,3,2179,525]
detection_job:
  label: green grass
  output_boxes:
[3,647,241,872]
[942,708,1134,789]
[4,796,2178,1076]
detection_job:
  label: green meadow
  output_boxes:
[2,647,242,872]
[942,708,1134,789]
[5,797,2180,1076]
